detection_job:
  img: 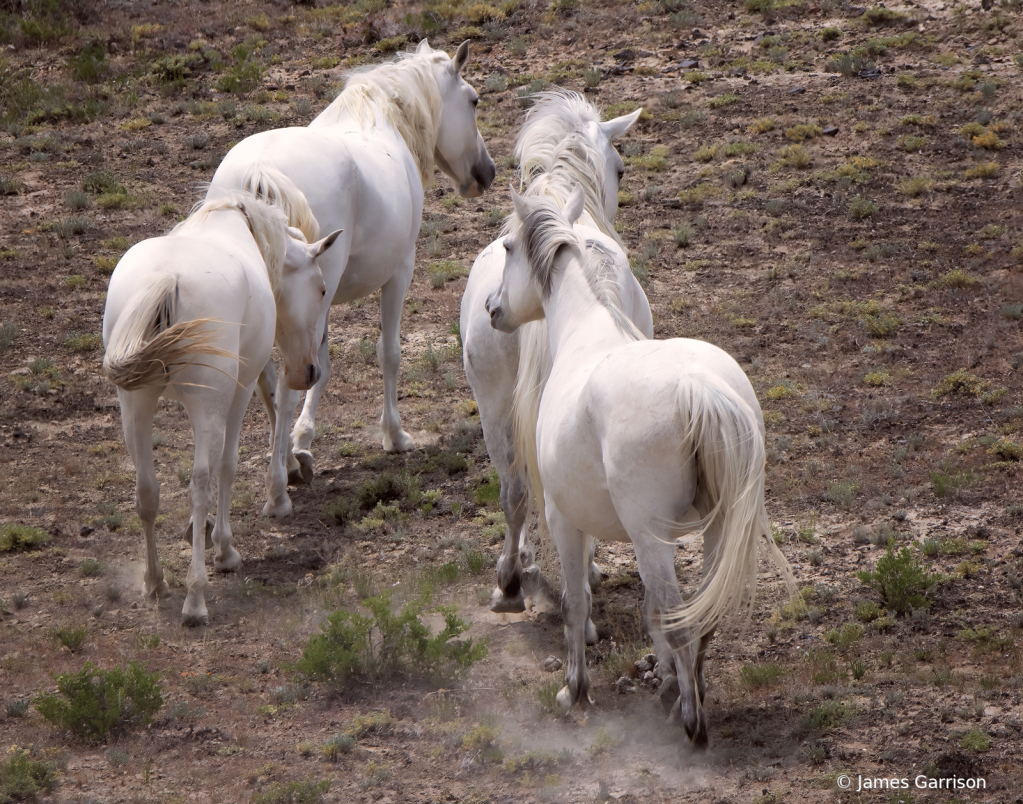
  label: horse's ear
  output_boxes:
[416,39,432,54]
[453,40,470,74]
[510,185,531,222]
[563,184,585,226]
[600,107,643,140]
[314,228,343,258]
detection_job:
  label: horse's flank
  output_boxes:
[310,50,445,187]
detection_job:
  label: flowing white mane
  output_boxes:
[173,194,288,295]
[515,90,619,244]
[310,49,446,187]
[504,195,643,341]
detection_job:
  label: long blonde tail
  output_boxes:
[102,274,234,391]
[662,375,795,636]
[239,163,319,243]
[510,319,553,546]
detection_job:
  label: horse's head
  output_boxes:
[486,185,585,333]
[276,227,342,390]
[585,106,643,223]
[423,39,496,198]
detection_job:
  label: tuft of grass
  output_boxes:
[0,523,51,552]
[848,195,878,220]
[932,368,988,399]
[958,729,991,752]
[776,144,811,169]
[0,322,18,351]
[296,591,487,686]
[739,663,786,690]
[252,780,330,804]
[0,747,58,801]
[796,700,854,738]
[427,259,469,289]
[784,124,821,142]
[857,544,936,615]
[672,222,695,248]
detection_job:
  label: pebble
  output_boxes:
[822,125,840,136]
[542,655,563,672]
[614,676,637,694]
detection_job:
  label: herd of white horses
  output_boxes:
[100,40,794,746]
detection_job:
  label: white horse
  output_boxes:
[486,186,795,746]
[102,194,341,625]
[460,90,648,615]
[207,39,496,518]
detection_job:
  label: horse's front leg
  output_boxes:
[263,372,302,518]
[289,320,330,484]
[378,267,415,453]
[547,503,591,710]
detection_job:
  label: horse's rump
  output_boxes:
[103,273,235,391]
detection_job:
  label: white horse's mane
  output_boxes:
[505,195,643,341]
[515,90,620,244]
[310,49,446,187]
[173,194,289,296]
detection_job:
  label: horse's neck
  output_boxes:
[543,251,629,363]
[311,103,405,146]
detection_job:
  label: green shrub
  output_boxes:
[795,700,853,738]
[297,592,487,686]
[856,545,936,615]
[251,780,330,804]
[0,747,58,802]
[739,662,786,689]
[958,728,991,752]
[0,523,51,552]
[35,661,163,742]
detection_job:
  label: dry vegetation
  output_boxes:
[1,0,1023,802]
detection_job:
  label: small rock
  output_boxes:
[614,676,637,694]
[679,58,700,69]
[543,655,563,672]
[642,670,655,683]
[80,525,95,538]
[788,86,806,95]
[822,125,840,136]
[635,657,653,673]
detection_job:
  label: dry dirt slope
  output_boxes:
[1,0,1023,802]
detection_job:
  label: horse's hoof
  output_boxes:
[688,727,709,750]
[659,674,680,715]
[382,429,416,453]
[181,610,208,627]
[287,450,313,485]
[144,581,170,600]
[588,561,605,588]
[490,587,526,614]
[182,517,214,549]
[521,565,554,601]
[215,547,242,573]
[262,497,293,519]
[556,685,574,710]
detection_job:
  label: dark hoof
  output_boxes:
[182,516,214,550]
[181,613,209,627]
[688,727,709,750]
[659,673,680,715]
[490,587,526,613]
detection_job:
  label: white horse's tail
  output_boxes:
[238,163,319,243]
[511,318,553,540]
[662,375,795,636]
[102,274,234,391]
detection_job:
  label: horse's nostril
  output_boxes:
[305,364,318,387]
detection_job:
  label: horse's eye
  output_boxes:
[472,98,479,108]
[321,289,327,297]
[504,241,513,255]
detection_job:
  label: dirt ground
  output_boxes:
[1,0,1023,801]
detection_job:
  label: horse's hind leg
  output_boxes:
[255,358,277,454]
[289,320,329,484]
[211,385,251,573]
[378,268,415,453]
[548,503,592,710]
[632,534,706,747]
[181,395,230,626]
[119,388,168,601]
